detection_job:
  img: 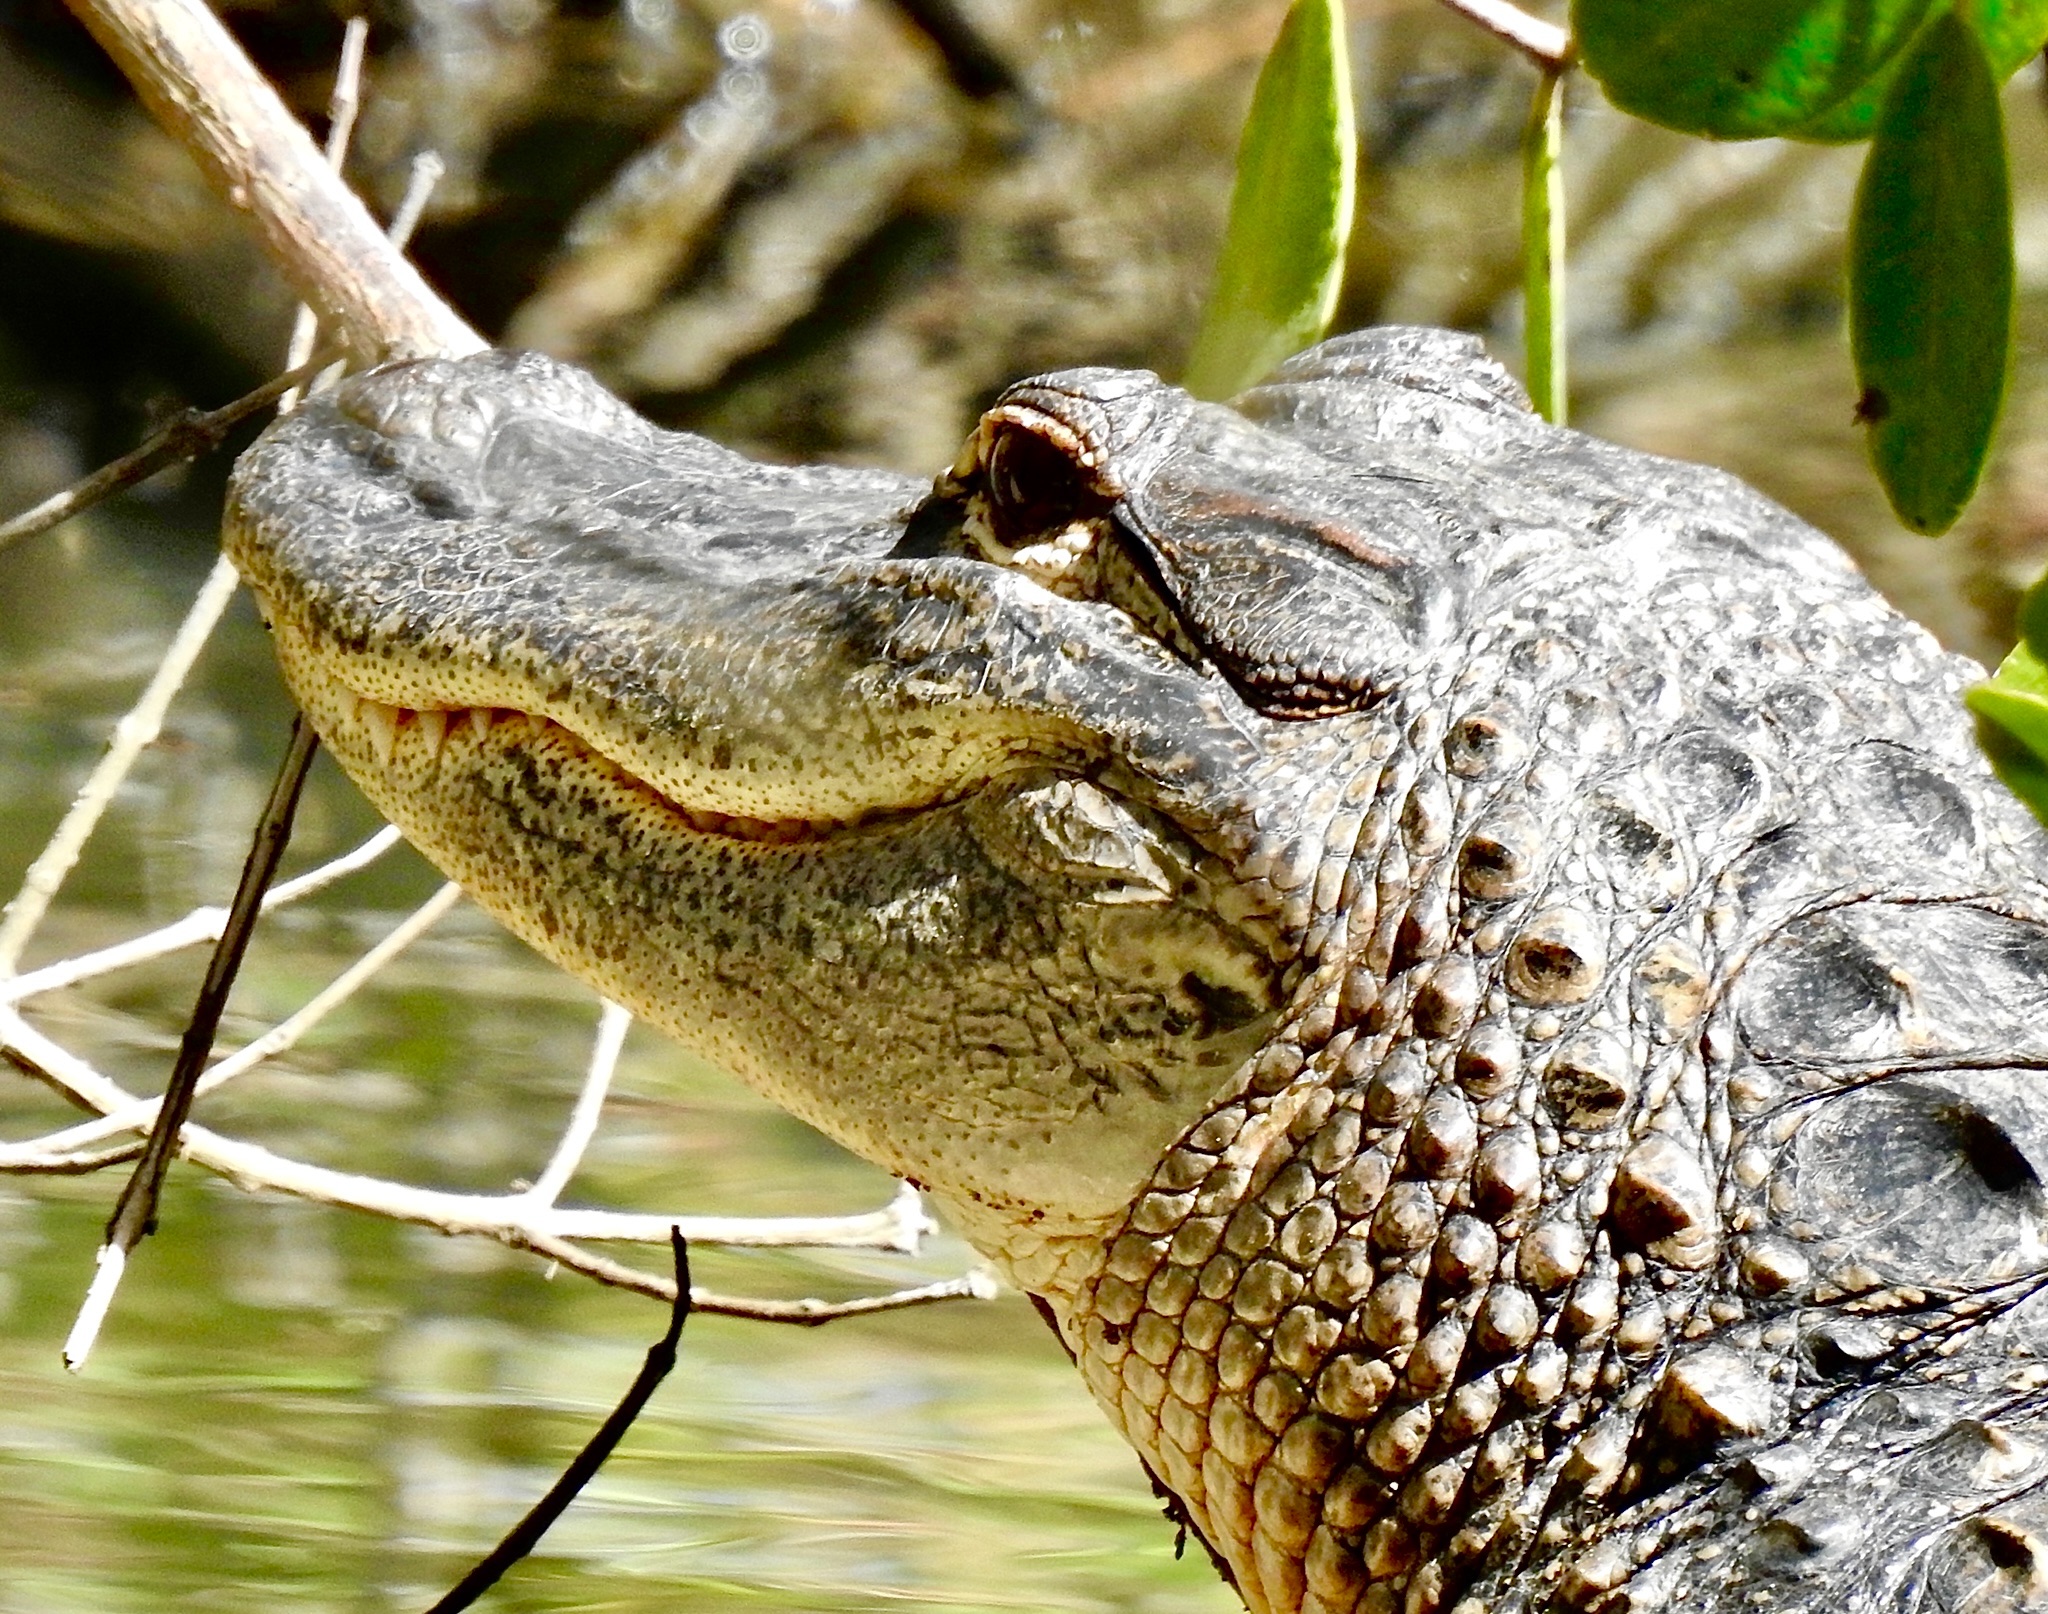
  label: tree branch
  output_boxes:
[0,1007,934,1256]
[0,347,343,553]
[61,0,482,359]
[1434,0,1572,73]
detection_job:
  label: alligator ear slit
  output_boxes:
[1107,503,1381,721]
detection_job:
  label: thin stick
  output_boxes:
[687,1268,998,1325]
[280,19,367,413]
[2,1140,143,1176]
[0,554,243,975]
[0,826,401,1006]
[61,0,480,359]
[494,1225,993,1325]
[524,1000,630,1207]
[1433,0,1572,72]
[5,1007,935,1253]
[67,716,321,1370]
[387,152,445,251]
[1521,66,1568,424]
[0,348,344,554]
[515,1228,995,1320]
[425,1230,693,1614]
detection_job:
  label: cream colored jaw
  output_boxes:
[318,681,841,847]
[264,584,1087,844]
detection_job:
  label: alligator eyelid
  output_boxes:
[1104,502,1312,718]
[1158,483,1415,575]
[1105,505,1208,655]
[1103,500,1385,721]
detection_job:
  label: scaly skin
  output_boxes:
[225,330,2048,1613]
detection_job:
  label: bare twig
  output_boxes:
[69,715,321,1370]
[0,1140,142,1176]
[523,1000,629,1207]
[0,826,401,1006]
[0,554,243,975]
[3,1007,934,1256]
[61,0,480,359]
[425,1230,694,1614]
[0,347,344,554]
[1433,0,1572,72]
[388,152,446,251]
[512,1228,997,1322]
[279,17,368,400]
[689,1268,998,1325]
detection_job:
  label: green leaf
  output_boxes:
[1573,0,1939,139]
[1850,9,2014,536]
[1797,0,2048,142]
[1184,0,1355,401]
[1966,640,2048,822]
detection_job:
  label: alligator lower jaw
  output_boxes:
[332,690,862,845]
[274,639,918,851]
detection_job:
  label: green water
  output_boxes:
[0,511,1234,1612]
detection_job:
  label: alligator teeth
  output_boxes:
[466,708,494,743]
[413,708,448,763]
[358,699,401,766]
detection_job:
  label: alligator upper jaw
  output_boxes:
[241,506,1219,859]
[273,661,858,848]
[257,593,1005,850]
[225,351,1281,855]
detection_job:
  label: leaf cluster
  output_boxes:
[1579,0,2046,537]
[1200,0,2048,815]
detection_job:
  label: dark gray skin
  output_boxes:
[224,328,2048,1614]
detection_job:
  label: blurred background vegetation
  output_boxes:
[3,1,2048,1608]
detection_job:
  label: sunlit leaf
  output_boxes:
[1184,0,1355,401]
[1850,9,2013,536]
[1796,0,2048,141]
[1573,0,1938,139]
[1966,639,2048,822]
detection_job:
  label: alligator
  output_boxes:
[223,327,2048,1614]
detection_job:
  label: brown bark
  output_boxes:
[63,0,484,360]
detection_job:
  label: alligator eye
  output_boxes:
[984,425,1108,551]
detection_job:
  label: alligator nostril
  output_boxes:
[1975,1516,2039,1572]
[1948,1104,2039,1195]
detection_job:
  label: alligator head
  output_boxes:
[225,329,2048,1613]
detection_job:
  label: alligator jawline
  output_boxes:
[325,685,938,848]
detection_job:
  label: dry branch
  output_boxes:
[1434,0,1572,72]
[63,0,482,359]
